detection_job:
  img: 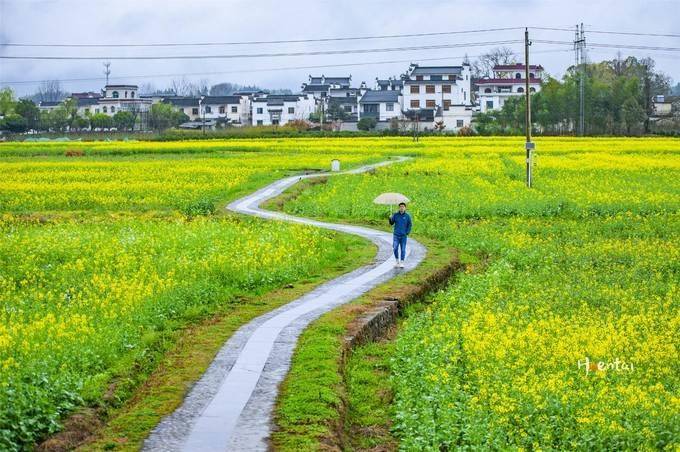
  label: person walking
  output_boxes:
[389,202,412,268]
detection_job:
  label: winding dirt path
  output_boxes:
[143,157,426,451]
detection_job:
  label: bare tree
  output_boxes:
[471,47,517,79]
[138,83,157,96]
[37,80,67,102]
[170,77,193,96]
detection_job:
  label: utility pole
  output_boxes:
[320,96,325,129]
[574,23,586,135]
[524,27,534,188]
[103,62,111,85]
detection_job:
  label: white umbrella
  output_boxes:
[373,192,410,215]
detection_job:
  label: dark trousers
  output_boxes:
[393,234,407,260]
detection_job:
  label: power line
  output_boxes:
[0,48,574,86]
[0,40,524,61]
[529,26,680,38]
[584,29,680,38]
[2,39,676,62]
[533,40,680,52]
[0,27,525,48]
[3,26,677,50]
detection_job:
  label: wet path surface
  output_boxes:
[143,157,426,451]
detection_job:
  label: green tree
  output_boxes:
[48,107,70,132]
[14,99,40,130]
[622,97,646,135]
[90,113,114,130]
[149,103,188,131]
[62,97,79,123]
[357,117,377,131]
[113,111,135,131]
[0,113,28,133]
[0,87,16,116]
[327,101,348,121]
[71,116,90,131]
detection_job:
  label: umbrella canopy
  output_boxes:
[373,192,411,205]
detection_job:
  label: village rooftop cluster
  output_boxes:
[37,61,545,131]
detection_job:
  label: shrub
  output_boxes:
[182,199,216,219]
[357,117,377,131]
[457,125,476,136]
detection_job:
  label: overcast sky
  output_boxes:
[1,0,678,97]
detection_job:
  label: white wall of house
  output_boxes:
[251,95,315,126]
[359,99,402,122]
[437,105,472,130]
[477,83,540,113]
[477,65,543,113]
[401,64,473,130]
[200,97,250,125]
[103,86,139,100]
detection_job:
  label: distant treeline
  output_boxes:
[475,56,679,136]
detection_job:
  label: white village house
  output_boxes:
[251,93,316,126]
[401,63,473,130]
[476,64,543,113]
[34,59,545,131]
[358,90,402,123]
[39,84,152,117]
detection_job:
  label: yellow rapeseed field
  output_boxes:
[282,136,680,450]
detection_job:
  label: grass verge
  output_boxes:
[272,236,466,451]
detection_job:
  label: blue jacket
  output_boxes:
[389,211,412,236]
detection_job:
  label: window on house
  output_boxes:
[95,108,100,113]
[426,99,436,108]
[131,91,135,98]
[484,88,492,93]
[257,120,263,125]
[386,103,394,111]
[111,106,115,113]
[257,107,263,114]
[486,100,494,109]
[529,73,535,78]
[410,85,420,94]
[219,106,225,114]
[272,119,279,125]
[442,85,451,93]
[530,87,536,93]
[231,106,238,113]
[112,91,119,98]
[410,99,420,108]
[416,75,423,81]
[344,105,352,112]
[517,87,524,93]
[457,120,464,128]
[103,106,108,113]
[288,107,295,114]
[124,91,128,98]
[443,99,451,111]
[515,73,522,79]
[205,106,212,113]
[192,107,199,115]
[425,85,435,94]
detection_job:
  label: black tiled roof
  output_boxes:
[162,97,200,107]
[202,96,241,104]
[360,90,400,103]
[411,66,463,76]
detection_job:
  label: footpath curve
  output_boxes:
[144,157,426,451]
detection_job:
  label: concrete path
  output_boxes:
[143,157,426,451]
